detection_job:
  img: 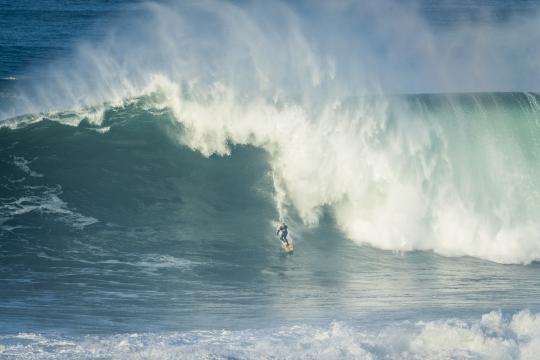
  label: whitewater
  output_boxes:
[1,0,540,359]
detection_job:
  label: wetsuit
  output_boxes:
[277,225,289,245]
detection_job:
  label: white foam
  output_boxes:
[0,106,107,130]
[1,310,539,359]
[0,114,43,130]
[91,126,110,134]
[0,185,98,229]
[12,156,44,178]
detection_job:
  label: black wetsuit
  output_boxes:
[277,225,288,244]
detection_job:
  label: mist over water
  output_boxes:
[3,0,540,114]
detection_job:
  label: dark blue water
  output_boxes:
[1,1,540,358]
[0,0,138,79]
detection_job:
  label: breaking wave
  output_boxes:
[1,310,540,359]
[1,1,540,264]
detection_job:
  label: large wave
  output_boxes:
[1,0,540,264]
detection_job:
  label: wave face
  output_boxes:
[2,91,540,267]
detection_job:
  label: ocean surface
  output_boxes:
[1,1,540,359]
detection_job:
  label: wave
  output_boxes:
[168,90,540,265]
[2,90,540,264]
[1,310,539,359]
[1,1,540,264]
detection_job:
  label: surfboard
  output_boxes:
[282,240,294,253]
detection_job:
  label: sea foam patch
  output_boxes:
[0,310,538,359]
[0,185,98,229]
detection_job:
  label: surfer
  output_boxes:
[277,223,289,245]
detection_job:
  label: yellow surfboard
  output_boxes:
[282,240,294,253]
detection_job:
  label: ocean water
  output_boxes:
[1,1,540,359]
